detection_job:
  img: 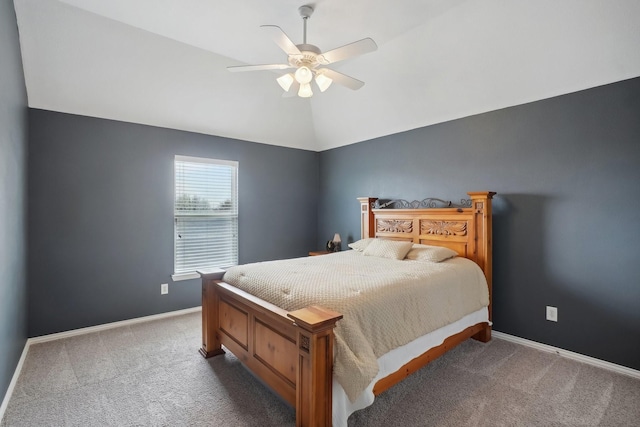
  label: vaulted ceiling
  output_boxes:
[13,0,640,151]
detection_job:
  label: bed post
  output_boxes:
[357,197,378,238]
[467,191,496,342]
[199,270,226,358]
[288,306,343,427]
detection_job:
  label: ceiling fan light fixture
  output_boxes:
[294,66,313,84]
[277,73,294,91]
[298,82,313,98]
[315,72,333,92]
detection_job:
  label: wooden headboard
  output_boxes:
[358,191,496,320]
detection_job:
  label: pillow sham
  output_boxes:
[362,239,413,260]
[348,238,375,252]
[404,244,458,262]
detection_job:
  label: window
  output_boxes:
[173,155,238,280]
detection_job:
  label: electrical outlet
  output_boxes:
[161,283,169,295]
[546,306,558,322]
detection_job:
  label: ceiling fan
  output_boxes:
[227,5,377,98]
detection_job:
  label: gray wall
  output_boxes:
[17,61,640,382]
[27,110,319,337]
[0,0,28,404]
[319,77,640,370]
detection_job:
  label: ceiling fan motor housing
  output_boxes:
[289,43,324,69]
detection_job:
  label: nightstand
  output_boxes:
[309,250,331,256]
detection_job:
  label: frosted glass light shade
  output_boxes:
[298,83,313,98]
[315,73,333,92]
[333,233,341,243]
[294,66,313,84]
[276,73,294,91]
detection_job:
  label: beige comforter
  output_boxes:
[222,251,489,401]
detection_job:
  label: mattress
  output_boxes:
[223,250,489,401]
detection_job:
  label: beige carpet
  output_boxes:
[2,311,639,426]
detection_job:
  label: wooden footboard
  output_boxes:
[200,272,342,426]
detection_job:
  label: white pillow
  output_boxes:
[405,244,458,262]
[348,238,375,252]
[363,239,414,260]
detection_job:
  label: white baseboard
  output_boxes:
[0,341,30,423]
[0,306,202,422]
[493,330,640,380]
[28,306,202,344]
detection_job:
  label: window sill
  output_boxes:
[171,272,201,282]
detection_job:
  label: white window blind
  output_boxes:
[174,155,238,276]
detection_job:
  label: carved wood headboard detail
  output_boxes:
[357,191,496,320]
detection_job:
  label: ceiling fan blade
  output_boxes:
[320,69,365,90]
[227,64,292,72]
[261,25,302,56]
[318,38,377,65]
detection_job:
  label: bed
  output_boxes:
[199,191,495,426]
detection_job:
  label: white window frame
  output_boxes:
[172,155,238,281]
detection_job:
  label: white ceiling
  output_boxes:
[13,0,640,151]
